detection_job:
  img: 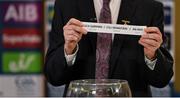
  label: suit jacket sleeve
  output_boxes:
[44,0,76,86]
[140,2,174,88]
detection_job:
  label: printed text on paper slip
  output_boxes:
[83,22,146,36]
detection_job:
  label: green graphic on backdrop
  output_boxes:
[2,52,42,73]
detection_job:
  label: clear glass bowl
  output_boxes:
[66,79,132,97]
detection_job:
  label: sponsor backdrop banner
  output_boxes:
[2,52,42,73]
[0,0,44,96]
[0,75,44,97]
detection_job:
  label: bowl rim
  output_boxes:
[69,79,129,86]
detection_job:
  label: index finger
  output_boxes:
[67,18,83,27]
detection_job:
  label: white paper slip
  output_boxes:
[83,22,146,36]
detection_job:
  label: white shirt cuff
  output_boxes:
[145,56,157,70]
[64,45,79,66]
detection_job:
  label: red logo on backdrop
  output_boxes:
[2,28,42,48]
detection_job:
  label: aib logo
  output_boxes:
[1,1,42,24]
[4,4,38,22]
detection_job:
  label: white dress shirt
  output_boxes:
[64,0,157,70]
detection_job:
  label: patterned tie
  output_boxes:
[95,0,112,79]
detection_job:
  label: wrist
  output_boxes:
[146,52,157,61]
[64,44,77,55]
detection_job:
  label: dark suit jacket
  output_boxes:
[44,0,174,96]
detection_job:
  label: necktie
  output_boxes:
[95,0,112,79]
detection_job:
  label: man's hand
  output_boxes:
[64,18,87,55]
[139,27,163,60]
